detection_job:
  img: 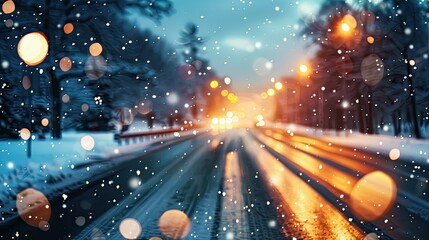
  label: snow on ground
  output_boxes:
[269,122,429,165]
[0,123,202,223]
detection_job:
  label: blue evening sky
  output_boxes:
[133,0,324,92]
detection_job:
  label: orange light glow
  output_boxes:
[341,14,357,30]
[341,23,351,32]
[350,171,397,221]
[299,64,308,73]
[367,36,375,44]
[20,128,31,140]
[274,82,283,90]
[63,23,74,34]
[2,0,15,14]
[221,89,229,97]
[243,135,364,239]
[59,57,72,72]
[41,118,49,127]
[18,32,49,66]
[89,43,103,57]
[210,80,219,88]
[158,210,191,239]
[16,188,51,229]
[267,88,275,96]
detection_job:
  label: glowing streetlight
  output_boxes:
[339,14,357,37]
[299,64,308,73]
[267,88,275,96]
[274,82,283,90]
[341,23,350,32]
[210,80,219,88]
[18,32,49,66]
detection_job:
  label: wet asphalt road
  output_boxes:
[1,128,428,239]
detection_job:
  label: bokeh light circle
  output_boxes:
[16,188,51,228]
[224,77,232,85]
[389,148,400,161]
[119,218,142,240]
[20,128,31,140]
[158,210,191,239]
[41,118,49,127]
[63,23,74,34]
[136,100,153,115]
[342,15,357,29]
[60,57,72,72]
[89,43,103,56]
[166,92,179,105]
[81,135,95,151]
[18,32,49,66]
[81,103,89,112]
[361,54,384,86]
[364,233,378,240]
[22,76,31,90]
[210,80,219,88]
[2,0,15,14]
[350,171,397,221]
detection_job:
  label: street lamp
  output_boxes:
[299,64,308,73]
[210,80,219,89]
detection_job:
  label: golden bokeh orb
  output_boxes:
[41,118,49,127]
[221,89,229,97]
[59,57,72,72]
[158,210,191,239]
[119,218,142,240]
[89,42,103,57]
[63,23,74,34]
[341,23,351,32]
[18,32,49,66]
[20,128,31,140]
[299,64,308,73]
[388,148,400,161]
[210,80,219,89]
[350,171,397,221]
[16,188,51,229]
[81,135,95,151]
[2,0,15,14]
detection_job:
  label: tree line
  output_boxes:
[277,0,429,138]
[0,0,219,139]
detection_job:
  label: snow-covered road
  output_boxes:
[1,128,428,239]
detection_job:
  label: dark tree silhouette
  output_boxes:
[0,0,174,139]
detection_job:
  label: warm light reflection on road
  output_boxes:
[255,132,357,195]
[265,130,377,175]
[243,135,364,239]
[258,129,398,222]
